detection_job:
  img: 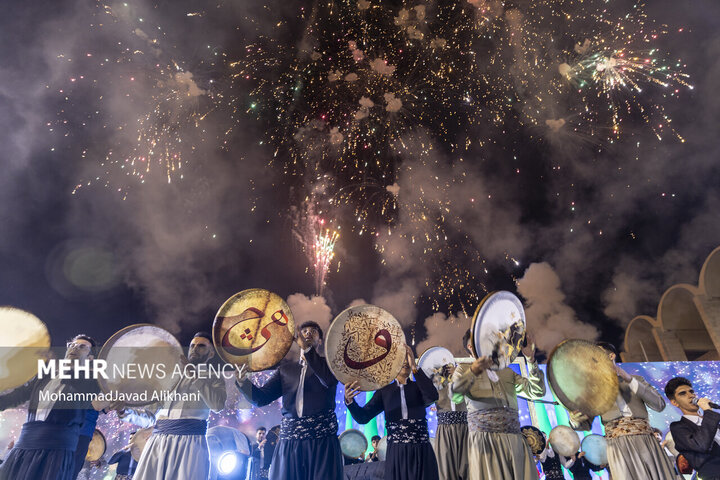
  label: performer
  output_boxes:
[432,363,468,480]
[344,345,440,480]
[107,433,138,480]
[560,451,605,480]
[117,331,228,480]
[451,329,544,480]
[536,444,564,480]
[365,435,381,462]
[0,334,100,480]
[665,376,720,479]
[236,321,344,480]
[250,426,273,480]
[569,342,676,480]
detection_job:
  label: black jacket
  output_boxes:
[670,409,720,478]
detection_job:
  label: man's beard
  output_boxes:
[189,353,209,365]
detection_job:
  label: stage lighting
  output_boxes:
[218,451,238,475]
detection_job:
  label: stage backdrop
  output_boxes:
[0,361,717,479]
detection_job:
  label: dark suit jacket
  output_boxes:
[670,409,720,478]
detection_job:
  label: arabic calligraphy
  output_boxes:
[343,329,392,369]
[221,308,289,356]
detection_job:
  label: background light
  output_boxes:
[218,451,238,475]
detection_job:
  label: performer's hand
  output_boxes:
[470,356,493,376]
[405,345,417,370]
[344,381,362,404]
[578,451,586,459]
[521,333,536,362]
[295,333,311,351]
[569,410,589,426]
[698,398,714,411]
[235,364,249,384]
[614,364,633,383]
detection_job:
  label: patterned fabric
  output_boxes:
[115,475,133,480]
[437,411,468,425]
[259,467,269,478]
[387,418,429,444]
[467,407,520,434]
[604,416,654,439]
[279,411,338,440]
[153,418,207,436]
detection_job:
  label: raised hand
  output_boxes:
[344,381,362,405]
[470,356,494,376]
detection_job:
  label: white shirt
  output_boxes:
[398,382,408,420]
[35,378,65,422]
[296,350,309,418]
[616,377,640,417]
[684,411,720,446]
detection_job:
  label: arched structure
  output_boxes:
[621,247,720,362]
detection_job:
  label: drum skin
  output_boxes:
[339,429,368,459]
[548,425,581,457]
[581,434,608,466]
[325,304,406,391]
[85,429,106,461]
[213,289,295,372]
[98,324,184,406]
[0,306,51,392]
[547,339,619,418]
[418,346,455,379]
[470,291,526,370]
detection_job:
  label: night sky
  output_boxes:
[1,0,719,356]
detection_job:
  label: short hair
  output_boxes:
[462,329,472,354]
[256,426,266,432]
[193,331,213,343]
[596,341,617,356]
[299,321,324,340]
[70,334,98,355]
[665,377,692,400]
[371,435,381,442]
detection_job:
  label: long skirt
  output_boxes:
[386,441,439,480]
[467,431,538,480]
[133,433,209,480]
[435,423,468,480]
[607,433,677,480]
[0,447,75,480]
[270,434,344,480]
[0,421,78,480]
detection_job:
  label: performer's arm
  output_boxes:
[303,347,337,388]
[629,375,665,412]
[560,454,575,468]
[671,410,720,454]
[108,451,125,465]
[450,363,476,395]
[0,378,36,411]
[414,369,439,407]
[195,376,227,412]
[236,370,282,407]
[346,390,384,424]
[513,360,546,399]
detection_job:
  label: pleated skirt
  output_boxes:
[385,441,439,480]
[132,433,209,480]
[0,447,75,480]
[467,431,539,480]
[269,434,344,480]
[435,423,469,480]
[606,433,678,480]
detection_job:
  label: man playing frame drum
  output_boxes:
[568,342,676,479]
[236,321,344,480]
[116,331,228,480]
[452,329,545,480]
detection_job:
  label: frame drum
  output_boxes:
[0,307,50,392]
[325,304,406,391]
[85,429,106,462]
[470,291,526,370]
[339,429,368,459]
